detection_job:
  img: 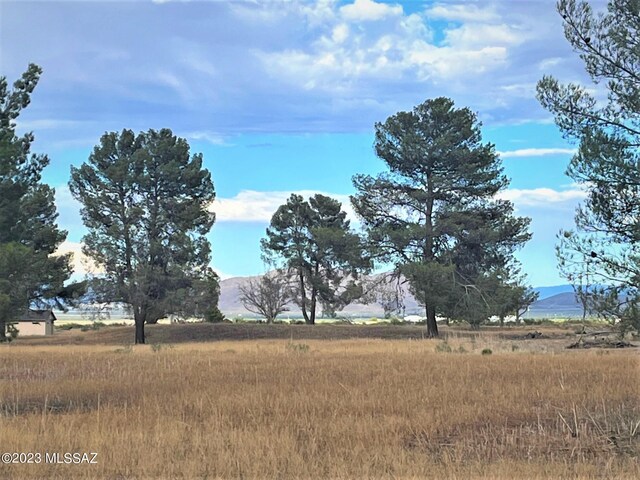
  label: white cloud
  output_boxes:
[498,187,587,207]
[332,23,350,43]
[498,147,577,158]
[212,190,355,223]
[259,0,528,95]
[2,0,589,139]
[538,57,564,70]
[443,23,522,48]
[340,0,403,22]
[184,131,229,146]
[408,45,509,80]
[426,3,499,23]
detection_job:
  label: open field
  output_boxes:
[16,321,616,348]
[1,326,639,479]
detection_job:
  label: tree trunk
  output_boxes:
[0,320,6,342]
[299,271,311,324]
[134,310,146,344]
[425,304,438,338]
[307,263,320,325]
[309,286,316,325]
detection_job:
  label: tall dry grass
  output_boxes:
[0,339,638,479]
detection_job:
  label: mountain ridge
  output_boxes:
[219,274,579,319]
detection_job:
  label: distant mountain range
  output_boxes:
[533,284,575,299]
[219,275,584,319]
[527,292,584,318]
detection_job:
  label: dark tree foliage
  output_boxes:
[485,265,540,325]
[537,0,640,333]
[261,194,371,324]
[352,97,532,337]
[0,64,76,340]
[69,129,218,343]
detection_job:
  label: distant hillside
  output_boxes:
[219,275,583,319]
[528,292,584,318]
[533,285,575,300]
[219,273,422,318]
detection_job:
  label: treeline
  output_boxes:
[1,0,637,343]
[253,97,536,338]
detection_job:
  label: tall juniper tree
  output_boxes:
[537,0,640,333]
[69,128,218,343]
[352,97,531,337]
[0,64,75,340]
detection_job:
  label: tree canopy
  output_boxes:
[537,0,640,333]
[0,64,75,340]
[69,128,219,343]
[352,97,532,337]
[261,193,371,324]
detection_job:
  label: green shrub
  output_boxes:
[205,306,226,323]
[435,341,452,353]
[481,348,493,355]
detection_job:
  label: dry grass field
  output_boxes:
[0,326,638,479]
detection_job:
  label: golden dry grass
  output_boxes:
[0,338,638,479]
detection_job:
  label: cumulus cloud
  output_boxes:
[212,190,356,223]
[340,0,403,22]
[2,0,591,141]
[258,0,526,94]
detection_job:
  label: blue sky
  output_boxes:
[1,0,603,286]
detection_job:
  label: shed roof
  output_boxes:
[15,309,57,322]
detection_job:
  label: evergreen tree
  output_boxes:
[352,97,531,337]
[262,193,370,324]
[0,64,74,340]
[537,0,640,333]
[69,128,217,343]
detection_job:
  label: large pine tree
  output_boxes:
[352,97,531,337]
[69,128,219,343]
[0,64,73,340]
